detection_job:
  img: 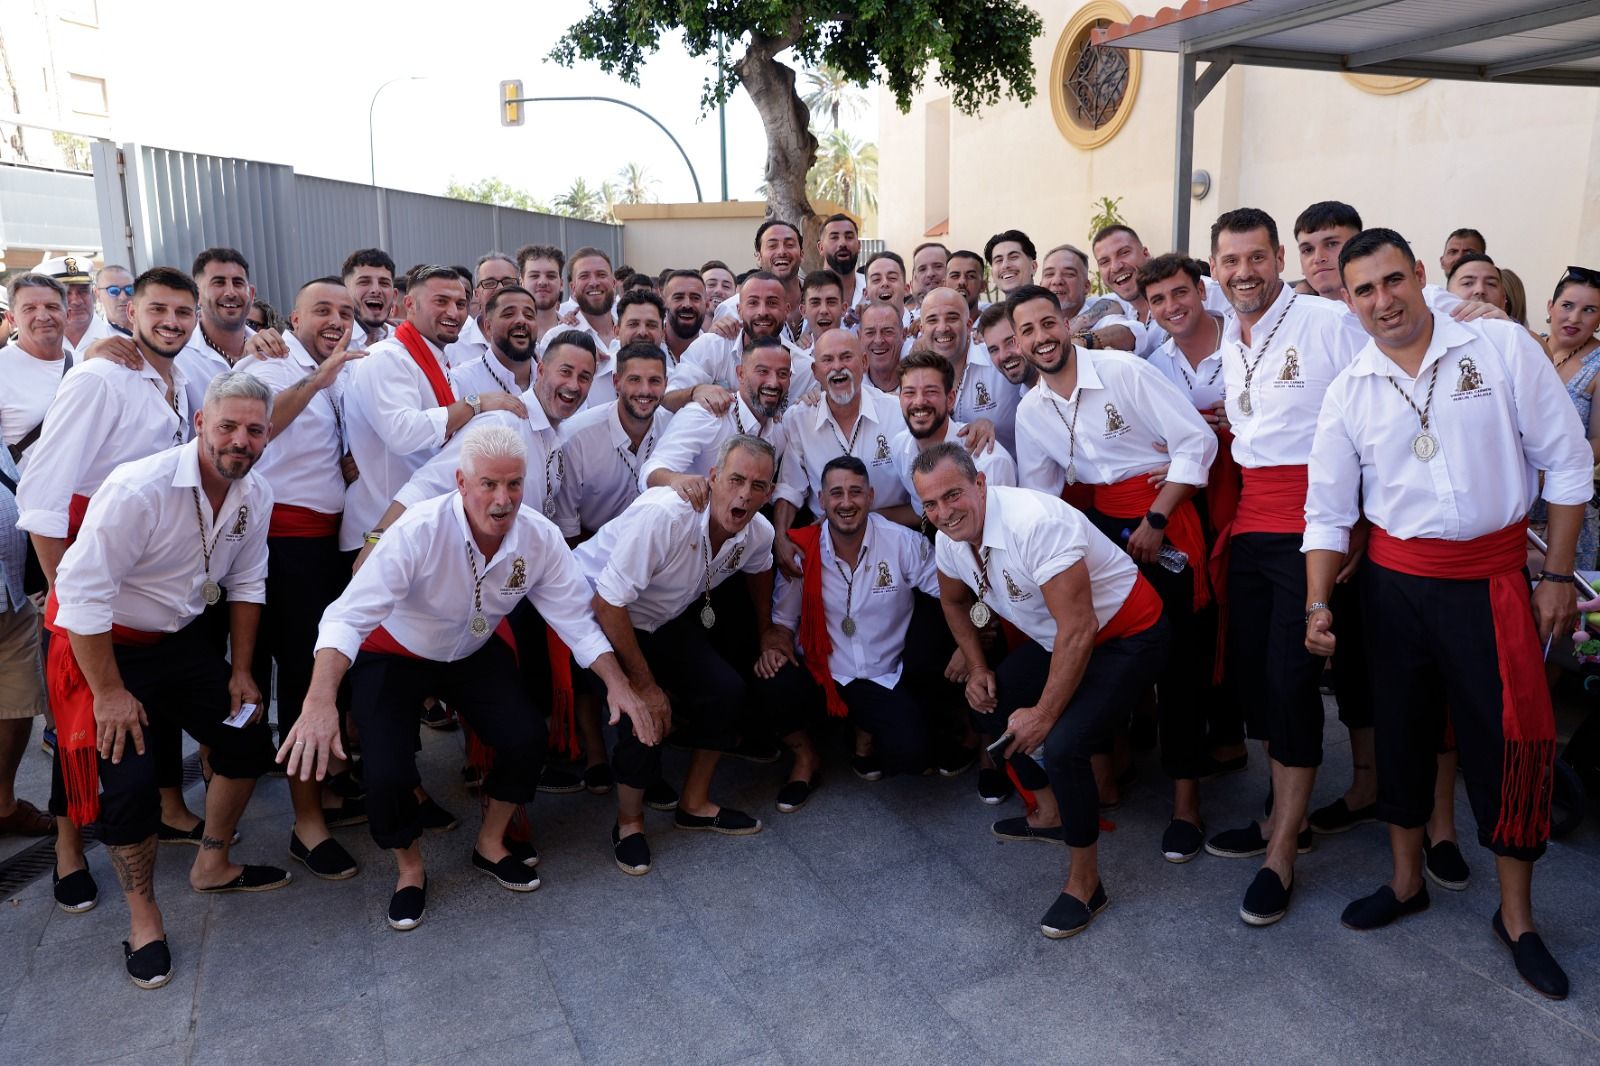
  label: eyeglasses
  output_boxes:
[1563,266,1600,289]
[476,278,515,291]
[99,285,133,297]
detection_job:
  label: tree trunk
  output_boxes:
[737,37,821,268]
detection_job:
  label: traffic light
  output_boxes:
[500,80,524,127]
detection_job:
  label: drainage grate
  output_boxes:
[0,752,203,898]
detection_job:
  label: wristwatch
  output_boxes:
[1144,510,1169,531]
[465,393,482,416]
[1304,601,1332,622]
[1075,331,1098,350]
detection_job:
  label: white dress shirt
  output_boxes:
[1219,284,1369,469]
[16,358,190,539]
[575,486,774,633]
[1304,313,1593,553]
[340,332,454,550]
[666,330,815,399]
[774,388,909,511]
[349,321,394,352]
[175,325,253,417]
[771,514,940,687]
[0,342,73,464]
[1147,316,1228,412]
[934,486,1139,651]
[536,314,618,409]
[54,440,271,635]
[637,395,787,488]
[236,334,349,516]
[1015,346,1217,493]
[950,346,1022,454]
[1127,281,1232,357]
[444,315,491,368]
[451,351,535,398]
[393,402,565,517]
[74,314,116,355]
[894,420,1018,516]
[316,492,610,666]
[554,401,674,538]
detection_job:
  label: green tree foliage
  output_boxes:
[445,176,551,214]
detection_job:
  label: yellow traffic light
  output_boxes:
[501,80,524,127]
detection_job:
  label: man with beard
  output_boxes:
[859,300,908,395]
[798,270,846,351]
[1039,245,1138,354]
[818,214,865,318]
[515,244,566,345]
[644,336,791,508]
[94,265,135,335]
[984,230,1038,299]
[700,260,736,317]
[342,248,398,349]
[915,443,1169,939]
[577,435,798,873]
[448,253,520,366]
[341,265,524,555]
[1010,284,1220,864]
[1199,208,1369,927]
[664,271,810,414]
[718,220,802,323]
[660,269,706,365]
[946,250,988,319]
[453,285,541,396]
[283,424,646,929]
[607,290,669,410]
[911,243,950,309]
[976,304,1035,390]
[920,287,1020,454]
[238,279,368,880]
[18,268,203,911]
[175,249,257,414]
[49,371,287,988]
[541,247,619,361]
[894,349,1017,511]
[34,256,101,357]
[773,330,914,576]
[2,275,74,466]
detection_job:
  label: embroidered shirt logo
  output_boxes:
[505,558,526,590]
[226,506,249,539]
[1003,569,1031,601]
[727,545,745,571]
[874,434,891,462]
[1104,403,1127,434]
[874,561,893,588]
[1456,357,1485,393]
[1278,347,1301,381]
[974,382,993,407]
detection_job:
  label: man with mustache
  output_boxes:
[238,278,368,880]
[447,253,520,366]
[175,248,257,415]
[341,265,524,556]
[920,287,1021,454]
[282,424,646,930]
[1010,284,1220,864]
[341,248,398,350]
[453,285,541,396]
[660,269,707,366]
[50,371,288,988]
[577,435,802,874]
[17,267,204,916]
[664,271,811,415]
[1199,207,1369,928]
[819,213,865,318]
[915,443,1169,939]
[514,244,566,345]
[859,300,909,396]
[893,350,1017,513]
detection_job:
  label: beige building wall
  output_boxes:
[878,0,1600,304]
[614,201,769,275]
[0,0,112,168]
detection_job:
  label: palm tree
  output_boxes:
[599,180,621,223]
[810,128,878,219]
[554,177,603,221]
[802,64,867,130]
[615,161,658,204]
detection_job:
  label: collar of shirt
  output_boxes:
[1345,312,1476,381]
[733,394,777,440]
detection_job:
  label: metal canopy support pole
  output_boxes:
[1172,49,1198,254]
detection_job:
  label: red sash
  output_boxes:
[268,503,340,538]
[1232,465,1308,536]
[1091,477,1210,608]
[1202,426,1243,682]
[42,591,162,826]
[789,526,849,719]
[1368,522,1555,849]
[66,492,90,544]
[395,321,455,408]
[1097,572,1163,646]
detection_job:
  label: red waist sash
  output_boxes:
[66,492,90,544]
[1232,465,1308,536]
[789,526,849,719]
[1092,476,1210,609]
[268,503,340,539]
[42,590,162,827]
[1369,522,1554,849]
[1097,572,1163,646]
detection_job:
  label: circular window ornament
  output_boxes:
[1343,73,1428,96]
[1051,2,1141,150]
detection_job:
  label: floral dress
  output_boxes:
[1531,345,1600,569]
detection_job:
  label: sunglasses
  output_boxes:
[99,285,134,297]
[1563,266,1600,289]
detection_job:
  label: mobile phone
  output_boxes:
[985,733,1014,761]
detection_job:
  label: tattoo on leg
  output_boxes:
[108,840,157,901]
[200,834,227,850]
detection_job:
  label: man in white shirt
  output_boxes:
[237,277,367,880]
[767,456,954,806]
[1009,283,1219,861]
[514,244,566,345]
[664,271,807,414]
[818,213,866,315]
[711,220,803,330]
[447,253,520,366]
[541,247,619,361]
[915,445,1169,940]
[51,372,288,989]
[341,248,398,350]
[577,435,798,874]
[859,300,907,396]
[93,265,135,334]
[555,343,671,541]
[341,265,523,553]
[862,252,911,318]
[1304,228,1586,1000]
[34,256,98,358]
[984,230,1038,299]
[975,304,1034,390]
[911,243,950,309]
[175,248,257,415]
[798,269,847,350]
[1039,245,1140,354]
[946,250,988,321]
[452,285,541,397]
[1439,227,1487,278]
[920,287,1022,453]
[893,350,1017,514]
[1,275,75,467]
[660,269,706,367]
[282,425,645,930]
[1198,207,1371,927]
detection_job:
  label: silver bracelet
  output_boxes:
[1304,601,1332,622]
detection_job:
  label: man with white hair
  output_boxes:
[283,424,647,931]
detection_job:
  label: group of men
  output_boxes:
[0,205,1582,1004]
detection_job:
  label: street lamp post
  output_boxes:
[368,75,424,251]
[506,93,704,202]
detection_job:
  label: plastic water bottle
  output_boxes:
[1120,528,1189,574]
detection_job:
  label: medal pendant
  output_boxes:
[542,497,557,519]
[1237,391,1253,417]
[202,580,222,606]
[842,616,857,637]
[699,604,717,629]
[1065,462,1077,487]
[469,613,489,637]
[1411,432,1438,462]
[969,601,993,628]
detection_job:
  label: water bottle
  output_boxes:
[1120,527,1188,574]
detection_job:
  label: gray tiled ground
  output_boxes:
[3,702,1599,1065]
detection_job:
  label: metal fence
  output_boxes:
[0,162,99,257]
[91,142,623,308]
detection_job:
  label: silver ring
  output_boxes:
[293,741,305,747]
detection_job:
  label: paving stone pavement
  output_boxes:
[3,703,1599,1065]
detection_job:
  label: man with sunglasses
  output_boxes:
[94,266,135,335]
